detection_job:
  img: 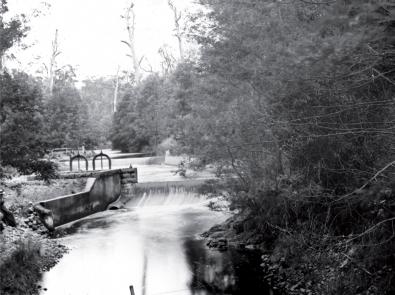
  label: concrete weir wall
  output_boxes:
[34,168,137,231]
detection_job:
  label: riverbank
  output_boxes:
[0,178,85,295]
[203,214,328,295]
[202,189,394,295]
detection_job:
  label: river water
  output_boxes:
[40,154,272,295]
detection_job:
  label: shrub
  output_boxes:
[30,160,59,182]
[0,239,42,295]
[0,71,48,174]
[0,165,19,179]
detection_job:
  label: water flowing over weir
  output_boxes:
[40,156,273,295]
[128,181,208,208]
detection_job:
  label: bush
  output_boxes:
[0,165,19,180]
[228,178,395,294]
[0,239,42,295]
[30,160,59,182]
[0,71,48,173]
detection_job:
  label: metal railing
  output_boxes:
[92,150,111,170]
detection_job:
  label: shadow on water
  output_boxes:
[183,239,272,295]
[55,211,123,236]
[41,179,275,295]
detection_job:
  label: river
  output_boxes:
[40,153,273,295]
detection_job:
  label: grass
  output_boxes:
[0,239,42,295]
[2,178,87,213]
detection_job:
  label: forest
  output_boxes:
[1,0,395,294]
[113,2,395,292]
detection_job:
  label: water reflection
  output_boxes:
[40,180,272,295]
[183,239,271,295]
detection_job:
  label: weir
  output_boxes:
[127,180,208,208]
[34,168,137,231]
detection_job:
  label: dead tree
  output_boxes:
[113,66,120,113]
[159,45,176,75]
[48,29,61,96]
[121,1,141,83]
[167,0,184,61]
[139,56,154,74]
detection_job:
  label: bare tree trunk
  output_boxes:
[113,66,120,113]
[49,29,60,96]
[168,0,184,61]
[123,1,141,83]
[159,45,176,75]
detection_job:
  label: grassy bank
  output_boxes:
[0,239,42,294]
[0,178,85,294]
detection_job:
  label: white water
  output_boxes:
[40,155,271,295]
[40,190,228,295]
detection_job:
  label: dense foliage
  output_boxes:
[1,0,394,292]
[0,71,48,173]
[0,68,106,177]
[0,0,28,70]
[80,78,118,147]
[1,0,116,176]
[112,74,175,152]
[44,67,97,149]
[112,1,395,293]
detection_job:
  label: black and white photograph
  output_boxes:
[0,0,394,294]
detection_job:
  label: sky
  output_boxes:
[6,0,198,79]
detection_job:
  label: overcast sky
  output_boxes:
[6,0,197,79]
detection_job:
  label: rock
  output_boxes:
[210,224,224,232]
[218,237,227,243]
[207,238,228,251]
[209,231,225,239]
[217,238,228,251]
[208,240,218,247]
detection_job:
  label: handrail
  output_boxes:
[92,150,112,170]
[69,153,89,171]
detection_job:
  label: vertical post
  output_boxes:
[129,285,135,295]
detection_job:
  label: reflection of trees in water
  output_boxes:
[141,251,148,295]
[183,239,234,294]
[183,239,271,295]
